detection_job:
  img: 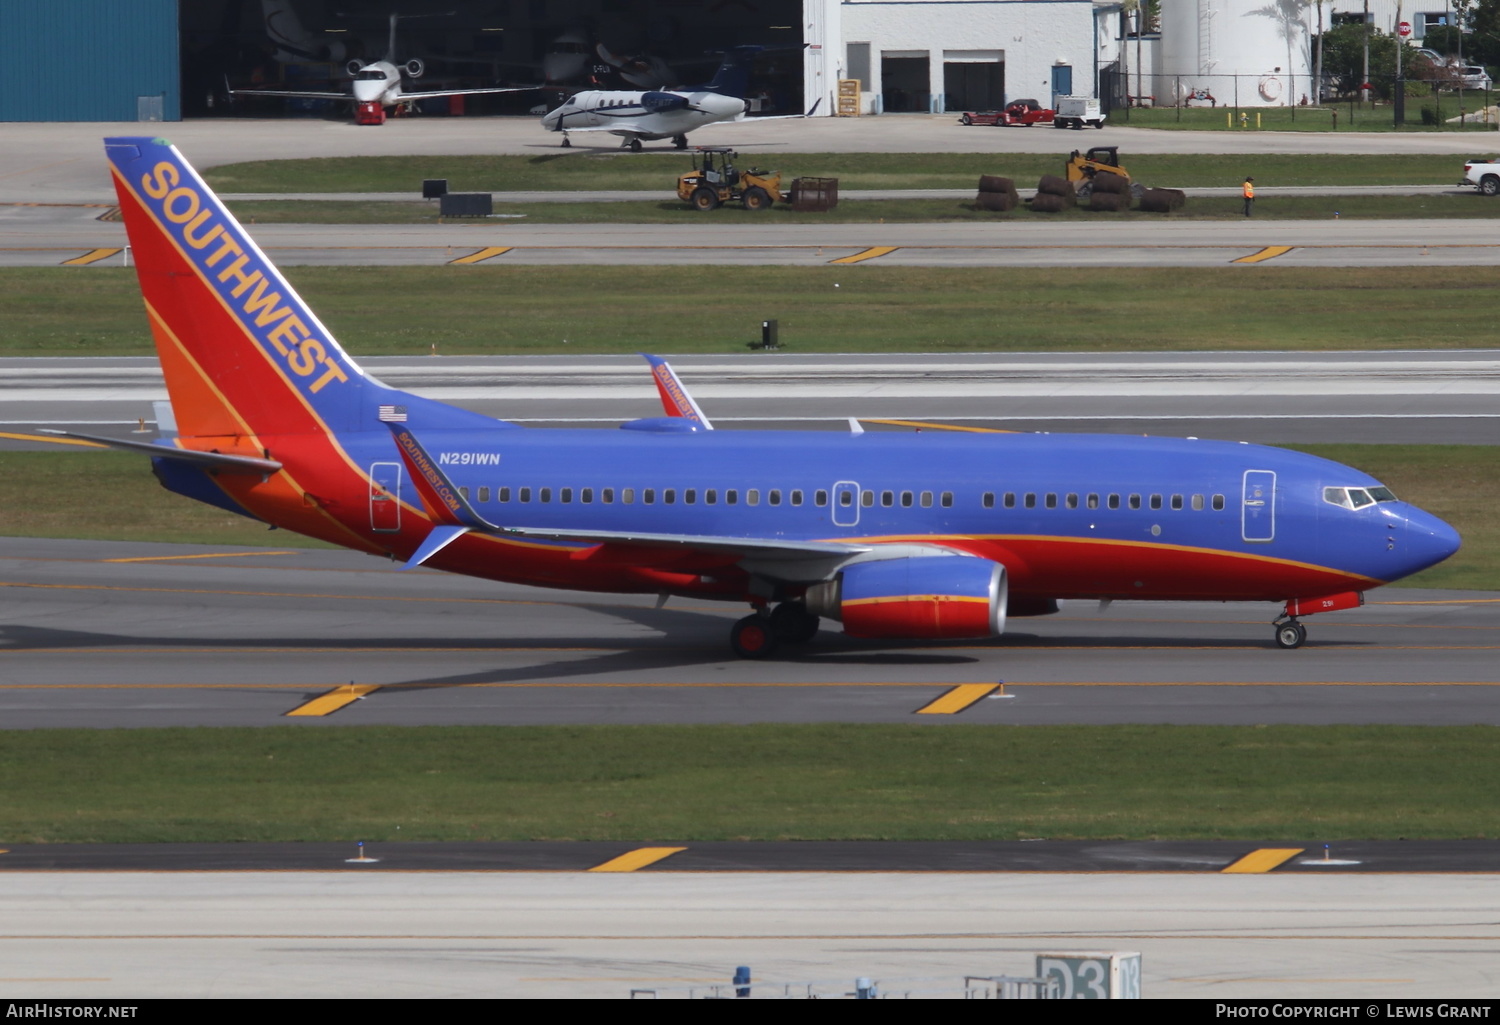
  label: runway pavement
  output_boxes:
[7,204,1500,269]
[2,537,1496,729]
[6,351,1500,445]
[1,871,1498,998]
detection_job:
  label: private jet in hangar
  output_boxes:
[73,136,1460,658]
[231,10,529,124]
[541,45,818,150]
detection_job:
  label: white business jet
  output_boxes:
[540,45,817,151]
[232,11,529,124]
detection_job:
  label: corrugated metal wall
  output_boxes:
[0,0,179,121]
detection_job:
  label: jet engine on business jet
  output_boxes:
[805,555,1007,639]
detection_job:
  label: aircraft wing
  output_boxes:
[229,88,352,101]
[401,86,537,99]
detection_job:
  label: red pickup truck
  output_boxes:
[958,98,1055,126]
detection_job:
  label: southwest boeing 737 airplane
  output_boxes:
[81,136,1460,658]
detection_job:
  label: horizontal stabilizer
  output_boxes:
[34,430,282,474]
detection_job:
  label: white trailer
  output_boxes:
[1053,96,1105,129]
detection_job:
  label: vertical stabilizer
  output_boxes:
[105,136,367,440]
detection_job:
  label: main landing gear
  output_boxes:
[1273,617,1308,649]
[730,602,820,659]
[672,134,689,149]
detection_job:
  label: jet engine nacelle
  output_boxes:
[346,59,366,77]
[641,91,690,113]
[806,556,1007,640]
[404,58,425,79]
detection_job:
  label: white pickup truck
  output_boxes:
[1461,157,1500,195]
[1053,96,1106,130]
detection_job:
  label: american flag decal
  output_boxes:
[378,405,408,422]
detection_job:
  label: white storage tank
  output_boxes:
[1157,0,1313,107]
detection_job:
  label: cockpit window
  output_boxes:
[1325,485,1395,509]
[356,70,386,80]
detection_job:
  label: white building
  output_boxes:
[803,0,1115,115]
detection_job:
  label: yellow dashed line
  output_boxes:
[284,683,381,717]
[863,418,1012,434]
[830,246,899,264]
[1232,245,1294,264]
[588,847,687,872]
[0,431,105,447]
[448,246,513,265]
[916,683,1000,714]
[1222,848,1304,873]
[61,248,123,266]
[103,551,297,564]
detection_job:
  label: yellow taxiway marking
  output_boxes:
[285,683,381,717]
[916,683,1000,714]
[862,418,1012,434]
[830,246,899,264]
[60,247,123,266]
[1232,245,1294,264]
[102,551,298,564]
[588,847,688,872]
[1222,848,1305,873]
[0,431,105,447]
[448,246,513,265]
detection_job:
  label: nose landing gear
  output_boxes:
[1273,617,1307,649]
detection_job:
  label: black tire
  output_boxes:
[960,114,973,125]
[691,186,720,211]
[560,136,571,148]
[770,602,820,644]
[1274,622,1307,649]
[1482,175,1500,196]
[731,614,778,659]
[743,186,773,211]
[672,134,688,149]
[628,138,643,152]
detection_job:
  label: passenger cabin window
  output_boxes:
[622,488,634,504]
[459,487,469,500]
[816,490,829,507]
[727,490,738,505]
[1107,494,1120,509]
[1170,494,1183,510]
[643,489,655,504]
[862,490,874,507]
[540,487,552,503]
[1149,494,1162,510]
[663,489,675,504]
[769,490,782,506]
[982,492,995,509]
[561,487,572,503]
[1191,493,1204,510]
[747,489,760,506]
[941,492,953,508]
[478,487,490,503]
[706,489,717,505]
[791,490,803,506]
[1023,493,1036,509]
[1045,493,1058,509]
[921,491,933,508]
[499,487,511,503]
[520,487,532,503]
[685,489,696,504]
[1003,493,1016,509]
[1087,493,1099,509]
[1212,494,1225,511]
[602,488,613,503]
[1066,493,1079,509]
[1128,494,1141,510]
[881,491,894,507]
[582,488,593,504]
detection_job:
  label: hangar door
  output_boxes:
[943,51,1004,112]
[881,51,930,112]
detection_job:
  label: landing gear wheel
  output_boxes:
[731,614,779,659]
[769,602,819,644]
[1274,620,1307,649]
[672,134,688,149]
[560,136,571,148]
[743,186,772,212]
[629,138,643,152]
[691,186,721,211]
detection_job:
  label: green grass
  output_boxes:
[202,151,1472,192]
[4,444,1496,589]
[9,266,1500,357]
[0,451,332,548]
[1119,99,1500,132]
[225,191,1500,224]
[1,724,1497,842]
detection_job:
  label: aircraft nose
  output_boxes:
[1400,506,1461,575]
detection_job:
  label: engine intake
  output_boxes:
[806,555,1007,640]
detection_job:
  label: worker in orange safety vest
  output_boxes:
[1243,176,1255,217]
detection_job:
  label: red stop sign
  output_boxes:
[1397,21,1412,37]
